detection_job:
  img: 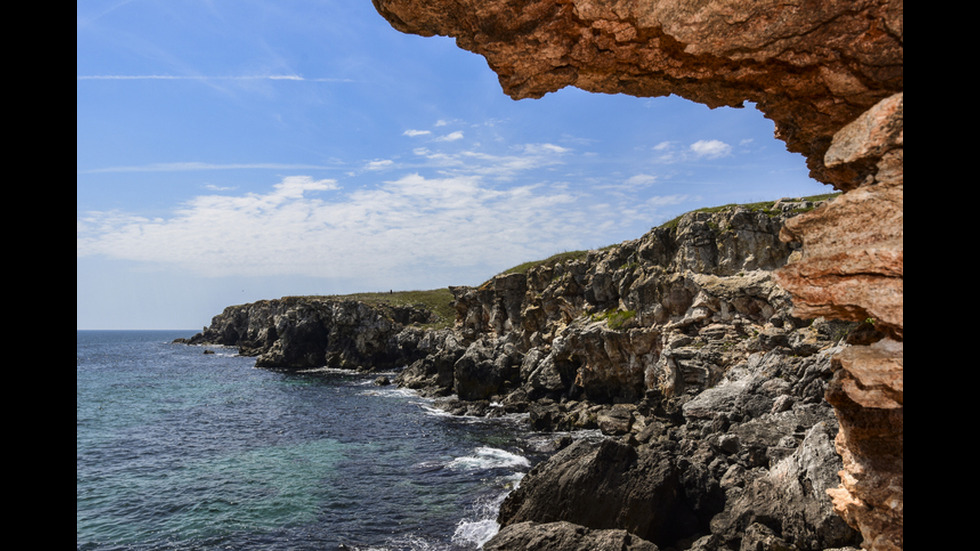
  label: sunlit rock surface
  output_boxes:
[374,1,902,548]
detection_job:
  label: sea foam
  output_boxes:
[446,446,530,471]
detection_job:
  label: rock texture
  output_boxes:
[373,1,903,548]
[484,520,660,551]
[372,0,902,187]
[181,201,870,550]
[393,202,864,550]
[174,297,436,371]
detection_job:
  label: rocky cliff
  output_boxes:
[181,197,875,550]
[175,296,440,371]
[398,199,866,550]
[372,1,903,548]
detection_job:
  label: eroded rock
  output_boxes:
[373,2,903,547]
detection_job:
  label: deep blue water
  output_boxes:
[77,330,548,551]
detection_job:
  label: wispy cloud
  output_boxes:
[403,129,432,137]
[77,162,341,174]
[204,184,236,191]
[434,131,464,142]
[78,174,578,279]
[364,159,394,171]
[523,143,570,155]
[689,139,732,159]
[76,166,682,286]
[411,142,571,181]
[650,139,734,163]
[76,74,353,83]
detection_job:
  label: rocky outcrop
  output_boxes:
[402,201,822,405]
[371,0,901,187]
[390,201,865,550]
[373,1,903,548]
[775,93,903,551]
[484,521,660,551]
[174,297,436,371]
[182,200,869,550]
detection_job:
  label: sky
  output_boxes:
[77,0,831,330]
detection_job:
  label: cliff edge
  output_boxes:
[371,2,903,548]
[180,196,872,550]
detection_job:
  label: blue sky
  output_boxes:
[77,0,830,330]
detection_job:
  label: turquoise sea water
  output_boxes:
[77,330,542,551]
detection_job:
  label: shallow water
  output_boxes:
[77,330,546,551]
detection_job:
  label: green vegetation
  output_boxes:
[299,288,457,329]
[283,193,841,330]
[658,192,840,229]
[497,250,590,277]
[478,249,590,289]
[591,308,637,330]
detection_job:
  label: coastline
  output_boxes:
[175,198,868,550]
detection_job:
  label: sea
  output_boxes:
[77,330,559,551]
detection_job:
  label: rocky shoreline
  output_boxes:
[177,197,879,550]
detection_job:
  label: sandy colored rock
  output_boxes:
[372,0,902,186]
[368,2,904,547]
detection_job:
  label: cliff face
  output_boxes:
[373,2,903,549]
[176,297,436,370]
[396,200,865,550]
[182,201,868,549]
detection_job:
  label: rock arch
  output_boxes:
[372,1,903,548]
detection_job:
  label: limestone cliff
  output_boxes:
[175,296,438,371]
[395,199,865,550]
[372,1,903,548]
[181,199,869,549]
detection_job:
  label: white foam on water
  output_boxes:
[450,472,526,549]
[452,518,500,549]
[446,446,530,471]
[358,385,420,400]
[294,366,360,375]
[355,534,446,551]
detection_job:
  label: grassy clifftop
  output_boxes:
[488,192,840,281]
[296,289,457,329]
[301,193,839,328]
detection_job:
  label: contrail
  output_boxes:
[76,74,352,82]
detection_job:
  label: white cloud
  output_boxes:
[403,129,431,137]
[76,74,353,83]
[365,159,394,170]
[204,184,235,191]
[79,173,594,280]
[434,130,465,142]
[78,161,337,174]
[523,143,570,155]
[625,174,657,187]
[77,130,703,291]
[76,167,668,286]
[689,139,732,159]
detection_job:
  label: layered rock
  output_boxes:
[372,1,903,548]
[181,200,867,549]
[372,0,902,186]
[175,297,435,370]
[393,201,864,549]
[484,520,660,551]
[775,93,903,551]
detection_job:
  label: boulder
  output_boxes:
[484,520,660,551]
